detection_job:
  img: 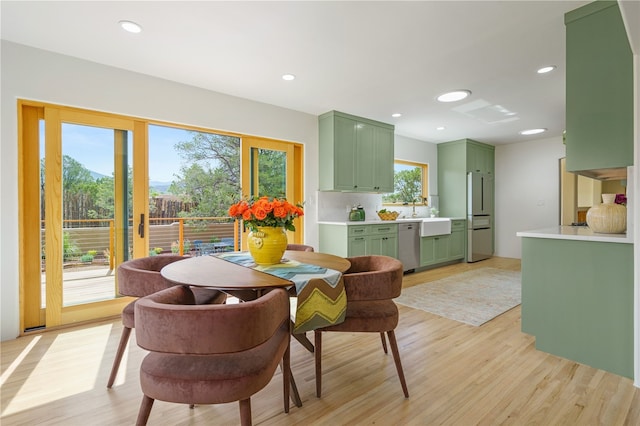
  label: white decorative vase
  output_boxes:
[586,193,626,234]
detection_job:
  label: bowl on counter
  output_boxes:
[377,211,400,221]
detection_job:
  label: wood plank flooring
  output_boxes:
[2,257,639,425]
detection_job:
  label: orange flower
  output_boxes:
[228,196,304,232]
[273,206,287,218]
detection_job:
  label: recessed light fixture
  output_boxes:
[282,74,296,81]
[436,126,446,130]
[537,65,556,74]
[436,90,471,103]
[391,113,402,118]
[519,128,547,135]
[119,20,142,33]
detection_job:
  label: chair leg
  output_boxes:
[387,330,409,398]
[283,342,291,413]
[380,332,388,354]
[107,326,131,388]
[314,330,322,397]
[135,395,154,426]
[239,398,252,426]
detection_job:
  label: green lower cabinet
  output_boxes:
[370,233,398,258]
[420,236,436,265]
[319,223,398,258]
[521,237,633,379]
[420,235,449,267]
[448,228,465,260]
[348,235,368,256]
[420,220,466,267]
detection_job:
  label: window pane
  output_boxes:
[383,162,426,204]
[148,125,240,255]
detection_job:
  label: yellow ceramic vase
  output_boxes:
[247,226,288,265]
[586,193,626,234]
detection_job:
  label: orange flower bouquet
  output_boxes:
[228,196,304,232]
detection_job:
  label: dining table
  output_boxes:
[160,250,351,407]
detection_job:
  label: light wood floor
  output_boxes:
[2,257,639,425]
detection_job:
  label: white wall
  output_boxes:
[0,41,319,341]
[494,136,566,259]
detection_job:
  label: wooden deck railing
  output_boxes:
[42,217,239,271]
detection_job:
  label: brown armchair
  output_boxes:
[313,255,409,398]
[134,285,291,426]
[286,243,314,252]
[107,255,226,388]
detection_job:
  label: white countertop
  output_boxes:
[318,219,420,225]
[318,217,465,226]
[516,226,633,244]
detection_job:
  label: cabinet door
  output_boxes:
[355,122,376,192]
[434,235,450,263]
[467,143,483,174]
[385,234,398,258]
[333,116,358,190]
[467,143,494,175]
[448,230,465,260]
[371,234,397,258]
[348,236,369,257]
[565,2,633,172]
[420,237,436,266]
[485,147,495,175]
[373,126,395,192]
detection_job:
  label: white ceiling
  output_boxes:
[1,0,594,145]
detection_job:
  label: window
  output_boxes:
[382,160,428,205]
[18,101,304,332]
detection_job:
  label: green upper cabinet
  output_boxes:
[467,142,494,175]
[319,110,394,192]
[564,1,633,175]
[437,139,495,218]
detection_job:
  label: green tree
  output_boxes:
[61,155,98,222]
[256,149,286,198]
[170,132,241,217]
[383,167,422,204]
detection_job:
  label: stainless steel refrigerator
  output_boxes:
[467,172,494,262]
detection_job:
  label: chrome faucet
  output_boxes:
[411,201,417,217]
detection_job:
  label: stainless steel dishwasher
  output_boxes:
[398,222,420,273]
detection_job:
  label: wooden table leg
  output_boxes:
[292,331,315,353]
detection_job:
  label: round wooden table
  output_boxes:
[161,250,351,292]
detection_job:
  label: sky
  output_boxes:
[41,123,195,182]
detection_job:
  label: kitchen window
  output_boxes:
[382,160,428,205]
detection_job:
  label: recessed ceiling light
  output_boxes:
[537,65,556,74]
[282,74,296,81]
[519,128,547,135]
[391,113,402,118]
[119,20,142,33]
[436,126,446,130]
[436,90,471,103]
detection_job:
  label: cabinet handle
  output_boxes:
[354,229,364,233]
[354,237,365,241]
[377,227,390,231]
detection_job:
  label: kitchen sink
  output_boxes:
[420,217,451,237]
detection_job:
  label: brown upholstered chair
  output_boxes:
[107,255,226,388]
[134,286,291,426]
[313,255,409,398]
[286,243,314,252]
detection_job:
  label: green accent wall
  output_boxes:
[521,237,633,378]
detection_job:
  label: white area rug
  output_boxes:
[395,268,521,326]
